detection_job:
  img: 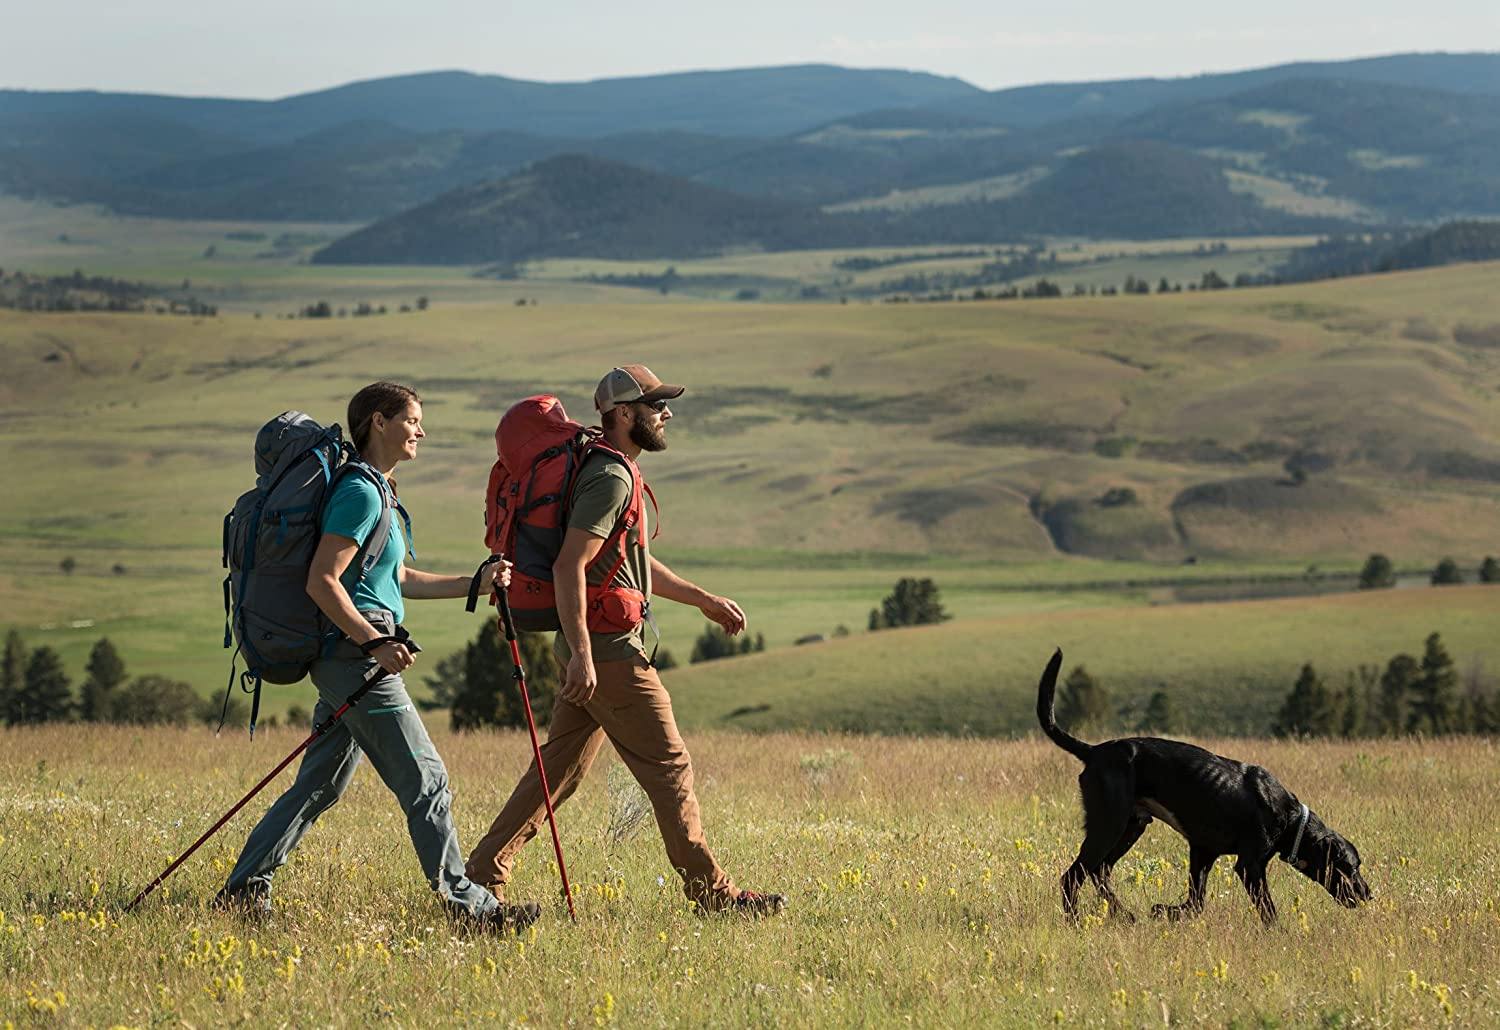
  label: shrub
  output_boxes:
[109,675,200,726]
[1358,554,1395,590]
[869,578,951,631]
[1431,557,1464,585]
[1056,666,1110,733]
[1137,690,1174,733]
[690,625,765,664]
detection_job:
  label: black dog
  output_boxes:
[1037,649,1371,924]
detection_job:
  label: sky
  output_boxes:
[2,0,1496,97]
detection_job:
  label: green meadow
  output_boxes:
[4,237,1500,725]
[2,725,1497,1026]
[4,202,1500,1026]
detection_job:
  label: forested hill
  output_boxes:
[6,54,1500,239]
[0,66,980,142]
[309,155,878,265]
[1275,221,1500,281]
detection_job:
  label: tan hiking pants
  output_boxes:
[464,653,738,910]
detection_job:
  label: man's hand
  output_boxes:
[371,640,414,675]
[698,594,747,636]
[560,651,598,706]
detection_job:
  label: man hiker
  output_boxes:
[466,364,786,917]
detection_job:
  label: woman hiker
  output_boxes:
[214,381,541,932]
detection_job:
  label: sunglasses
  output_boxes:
[635,398,671,413]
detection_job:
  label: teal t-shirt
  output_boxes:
[321,473,406,623]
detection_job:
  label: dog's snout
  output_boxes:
[1334,873,1371,907]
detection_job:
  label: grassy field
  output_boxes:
[4,258,1500,722]
[666,585,1500,737]
[2,725,1496,1025]
[2,196,1327,304]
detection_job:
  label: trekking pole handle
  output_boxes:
[495,581,519,643]
[465,554,508,613]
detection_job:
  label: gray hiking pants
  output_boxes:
[222,613,496,919]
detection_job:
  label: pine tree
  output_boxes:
[17,646,72,724]
[1273,663,1334,737]
[80,637,127,721]
[1056,665,1110,733]
[1335,672,1365,738]
[1137,690,1174,733]
[1408,632,1458,734]
[449,626,557,731]
[1,629,25,725]
[1378,653,1418,735]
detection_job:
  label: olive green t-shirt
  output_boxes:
[552,452,651,664]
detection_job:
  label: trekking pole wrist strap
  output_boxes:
[358,630,420,656]
[465,555,507,613]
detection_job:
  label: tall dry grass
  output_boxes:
[3,723,1496,1025]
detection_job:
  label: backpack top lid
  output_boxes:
[497,395,583,472]
[254,411,337,484]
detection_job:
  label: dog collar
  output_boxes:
[1281,802,1310,863]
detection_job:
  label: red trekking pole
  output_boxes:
[494,587,578,922]
[125,630,419,913]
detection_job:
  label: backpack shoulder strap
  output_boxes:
[577,442,647,587]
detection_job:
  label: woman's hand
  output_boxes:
[370,640,415,675]
[480,558,514,593]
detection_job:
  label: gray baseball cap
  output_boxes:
[593,364,685,412]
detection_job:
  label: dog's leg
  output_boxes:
[1062,766,1135,922]
[1151,846,1217,921]
[1090,814,1150,922]
[1234,857,1277,925]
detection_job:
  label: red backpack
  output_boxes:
[482,395,656,633]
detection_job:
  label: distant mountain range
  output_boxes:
[4,54,1500,254]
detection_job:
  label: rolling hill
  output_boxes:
[309,154,880,264]
[0,65,980,143]
[4,263,1500,710]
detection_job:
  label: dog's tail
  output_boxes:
[1036,648,1094,761]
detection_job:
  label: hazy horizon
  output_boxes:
[1,0,1495,99]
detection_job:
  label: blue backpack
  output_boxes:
[221,411,408,735]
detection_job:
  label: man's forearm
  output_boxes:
[649,556,710,606]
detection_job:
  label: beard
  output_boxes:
[630,416,668,452]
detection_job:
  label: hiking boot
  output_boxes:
[211,881,272,921]
[727,890,786,918]
[482,901,542,934]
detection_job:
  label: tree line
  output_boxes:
[1053,630,1497,740]
[0,631,252,727]
[1272,632,1495,737]
[1358,553,1499,588]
